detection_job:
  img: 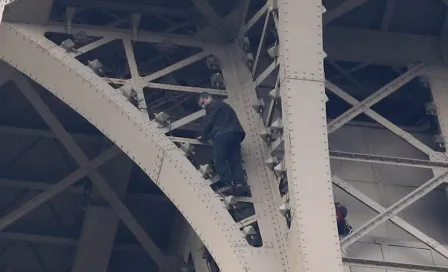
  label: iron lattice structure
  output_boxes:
[1,0,448,271]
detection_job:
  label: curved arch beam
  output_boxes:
[0,22,258,272]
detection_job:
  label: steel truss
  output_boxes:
[1,1,448,272]
[0,0,16,22]
[242,1,448,272]
[0,19,291,272]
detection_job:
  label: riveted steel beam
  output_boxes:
[270,78,437,158]
[323,0,369,25]
[0,146,120,231]
[218,45,289,271]
[327,64,425,133]
[13,70,168,269]
[343,257,448,272]
[340,169,448,249]
[325,80,435,156]
[277,0,343,271]
[329,150,448,169]
[22,22,446,67]
[0,22,268,272]
[0,0,13,22]
[333,176,448,260]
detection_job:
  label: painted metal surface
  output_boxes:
[277,0,343,271]
[3,0,448,271]
[0,22,263,272]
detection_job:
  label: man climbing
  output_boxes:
[197,92,247,196]
[335,202,353,236]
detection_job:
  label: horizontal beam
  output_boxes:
[147,82,227,96]
[0,22,251,272]
[0,178,170,203]
[324,26,443,66]
[333,176,448,259]
[0,231,147,252]
[329,150,448,169]
[37,23,211,48]
[343,257,448,272]
[0,146,120,231]
[0,125,103,142]
[23,22,446,66]
[54,0,197,18]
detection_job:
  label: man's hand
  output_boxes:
[197,136,212,145]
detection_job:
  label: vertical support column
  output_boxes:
[1,0,53,24]
[218,45,289,272]
[0,5,4,23]
[71,153,133,272]
[426,66,448,194]
[277,0,343,272]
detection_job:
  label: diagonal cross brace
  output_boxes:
[13,73,167,268]
[333,175,448,259]
[268,67,431,157]
[0,0,17,23]
[126,51,211,91]
[326,80,435,156]
[339,169,448,249]
[0,146,120,231]
[327,63,425,133]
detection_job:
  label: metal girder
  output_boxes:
[219,45,289,271]
[245,3,268,32]
[0,22,262,272]
[39,23,210,48]
[0,177,169,203]
[270,76,438,175]
[332,176,448,260]
[427,66,448,201]
[74,37,115,56]
[2,0,53,24]
[343,257,448,272]
[329,150,448,169]
[190,0,229,40]
[0,125,103,142]
[340,169,448,249]
[327,64,425,133]
[0,0,18,23]
[13,67,167,268]
[324,26,443,66]
[277,1,343,272]
[0,146,120,231]
[54,0,197,18]
[323,0,369,25]
[159,110,206,134]
[126,50,211,91]
[147,83,227,96]
[24,22,446,67]
[252,11,270,75]
[255,60,278,86]
[325,80,435,156]
[0,231,143,252]
[71,155,133,272]
[123,39,139,78]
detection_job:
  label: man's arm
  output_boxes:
[200,104,221,141]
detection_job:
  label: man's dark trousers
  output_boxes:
[213,132,245,186]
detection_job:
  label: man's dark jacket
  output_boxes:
[200,100,246,141]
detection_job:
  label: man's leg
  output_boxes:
[227,134,246,196]
[213,135,233,186]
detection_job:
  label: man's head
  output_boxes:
[198,92,213,109]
